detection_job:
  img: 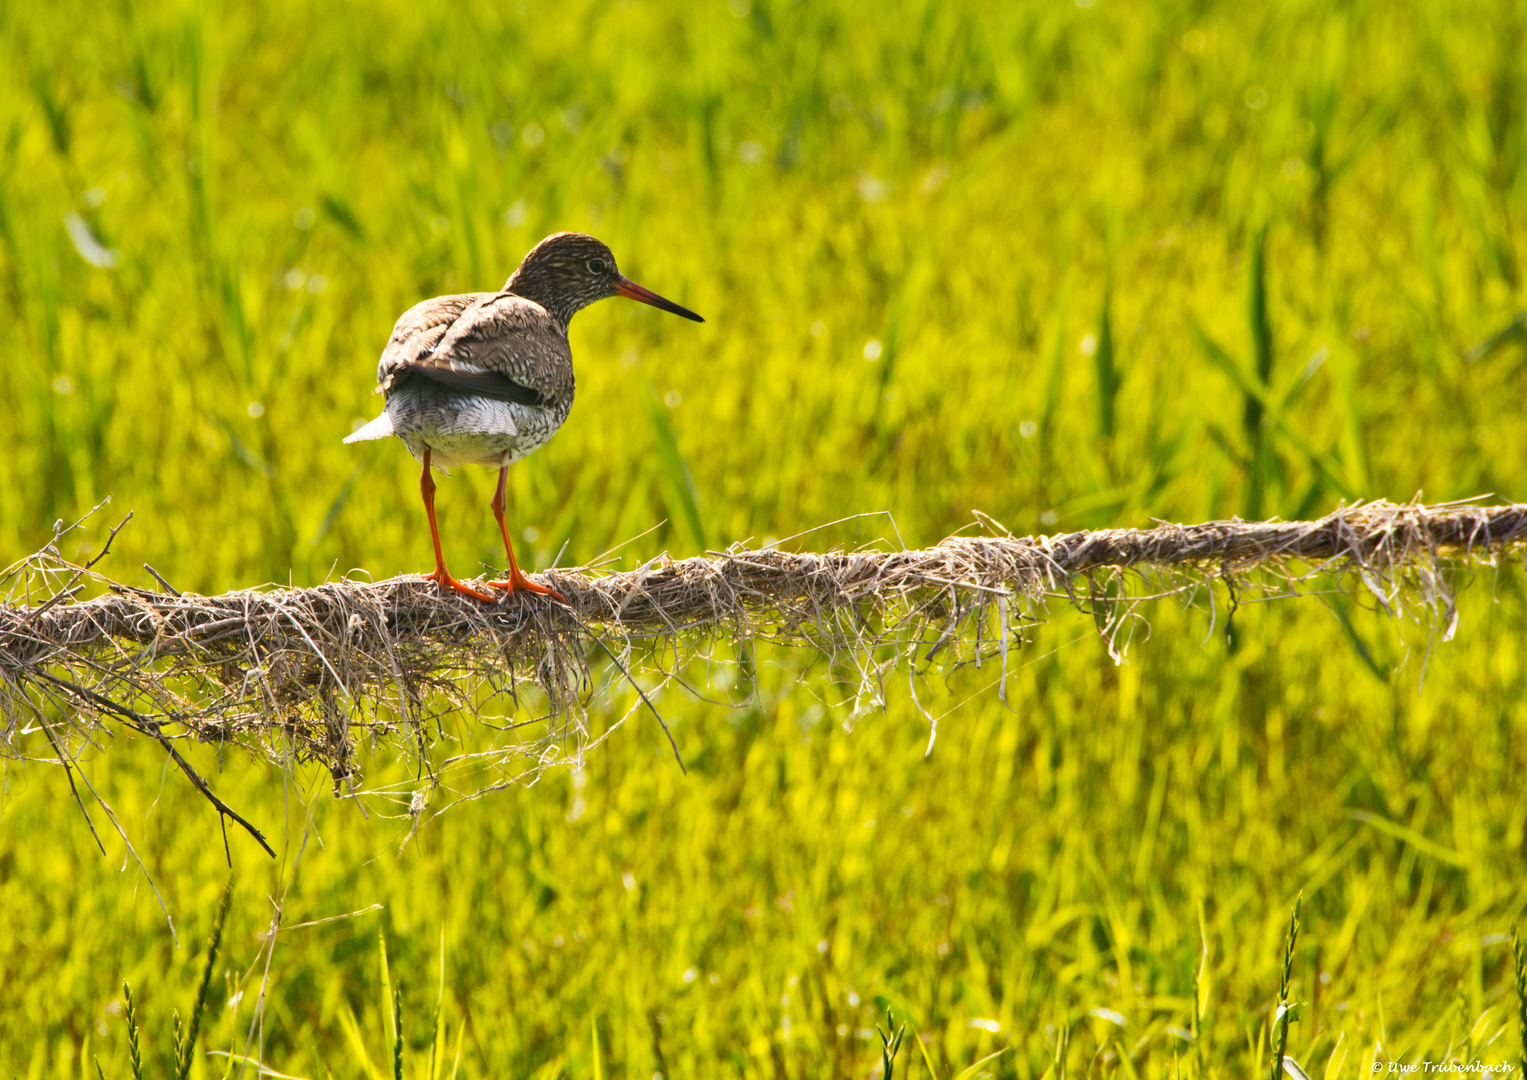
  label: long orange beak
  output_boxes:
[615,277,705,323]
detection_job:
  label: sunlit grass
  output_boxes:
[2,0,1527,1075]
[6,593,1527,1076]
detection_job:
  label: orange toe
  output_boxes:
[486,570,566,604]
[421,569,498,603]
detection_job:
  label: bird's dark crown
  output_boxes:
[504,232,623,325]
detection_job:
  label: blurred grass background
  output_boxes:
[2,0,1527,1075]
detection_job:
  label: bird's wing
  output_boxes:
[376,293,487,384]
[377,293,571,408]
[393,364,549,406]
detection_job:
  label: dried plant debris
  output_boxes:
[1,498,1523,828]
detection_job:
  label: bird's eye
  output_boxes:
[587,258,607,274]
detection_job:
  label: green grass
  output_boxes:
[2,0,1527,1075]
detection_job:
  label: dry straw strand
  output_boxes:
[2,498,1524,832]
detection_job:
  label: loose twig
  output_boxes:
[32,671,277,858]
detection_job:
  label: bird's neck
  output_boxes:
[504,266,577,327]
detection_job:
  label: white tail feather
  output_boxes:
[343,413,395,443]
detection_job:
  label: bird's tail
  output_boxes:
[343,413,395,443]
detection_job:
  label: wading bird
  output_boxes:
[344,232,704,602]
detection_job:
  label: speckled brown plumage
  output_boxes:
[345,232,703,603]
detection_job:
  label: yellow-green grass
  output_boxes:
[4,594,1526,1077]
[2,0,1526,1074]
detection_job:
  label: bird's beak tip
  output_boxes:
[616,277,704,324]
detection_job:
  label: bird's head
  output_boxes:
[507,232,705,326]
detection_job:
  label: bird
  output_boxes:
[344,232,704,603]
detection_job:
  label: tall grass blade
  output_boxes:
[392,991,403,1080]
[1036,273,1074,504]
[204,1051,317,1080]
[1270,893,1303,1080]
[31,70,72,156]
[450,163,483,288]
[952,1048,1008,1080]
[447,1018,466,1080]
[1281,1055,1313,1080]
[337,1006,386,1080]
[1453,983,1471,1065]
[123,982,143,1080]
[1322,1032,1347,1080]
[310,463,365,548]
[431,927,448,1080]
[1094,288,1117,442]
[874,252,935,403]
[319,194,366,243]
[1245,224,1273,436]
[1243,224,1273,518]
[178,876,234,1080]
[645,381,707,552]
[1463,312,1527,363]
[875,1007,905,1080]
[1324,340,1369,495]
[1191,323,1355,501]
[1195,900,1209,1078]
[913,1026,941,1079]
[1512,928,1527,1075]
[379,927,396,1053]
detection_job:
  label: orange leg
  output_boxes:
[417,448,496,602]
[486,466,565,602]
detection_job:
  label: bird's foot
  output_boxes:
[486,570,566,604]
[420,569,498,603]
